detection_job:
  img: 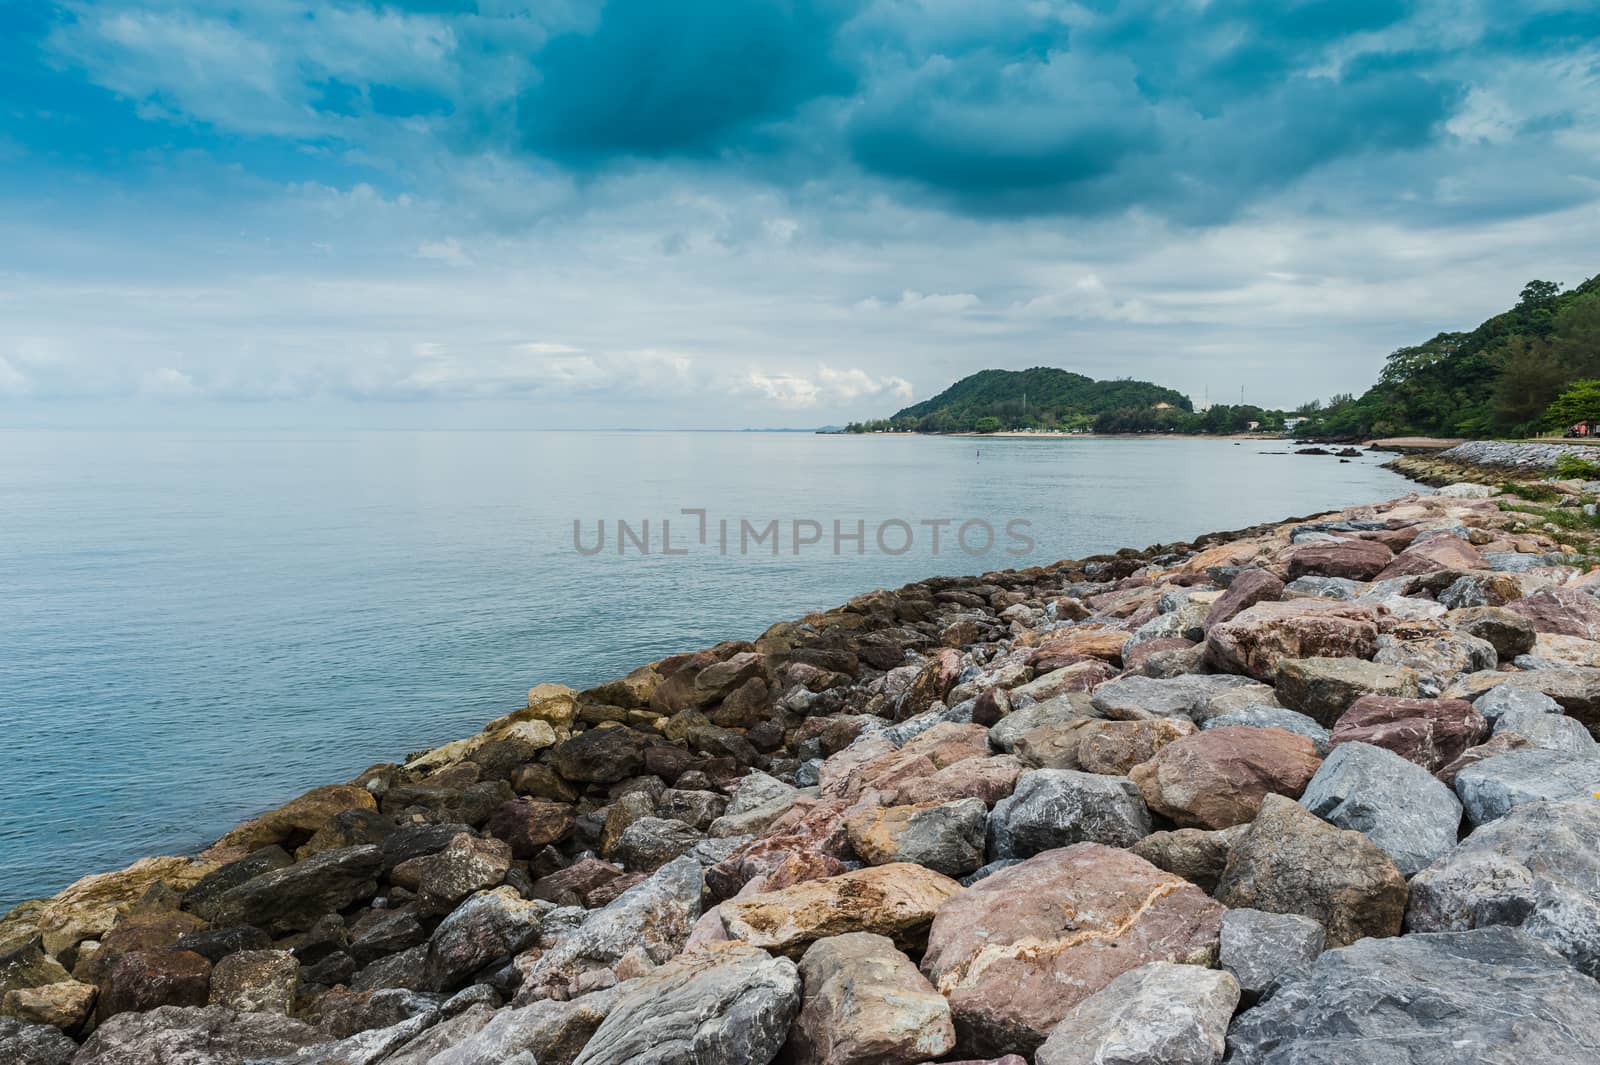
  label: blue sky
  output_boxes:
[1,0,1598,427]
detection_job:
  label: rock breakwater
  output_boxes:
[9,488,1600,1063]
[1386,439,1600,486]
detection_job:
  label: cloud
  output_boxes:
[738,364,914,409]
[416,237,471,266]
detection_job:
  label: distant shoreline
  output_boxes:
[836,430,1291,441]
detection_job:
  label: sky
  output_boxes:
[1,0,1598,429]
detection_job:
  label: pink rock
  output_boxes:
[1286,539,1395,581]
[1205,600,1379,681]
[1129,726,1321,829]
[1375,534,1486,580]
[1504,588,1600,641]
[1330,695,1488,771]
[1203,569,1285,632]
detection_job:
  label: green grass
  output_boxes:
[1499,481,1564,503]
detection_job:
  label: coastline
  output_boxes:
[9,471,1600,1062]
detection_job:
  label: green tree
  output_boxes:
[1520,280,1563,308]
[1543,379,1600,430]
[973,416,1002,433]
[1493,336,1567,432]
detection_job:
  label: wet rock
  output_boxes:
[0,1018,75,1065]
[1275,657,1420,726]
[1449,606,1537,658]
[1034,961,1239,1065]
[1078,718,1196,774]
[1454,747,1600,826]
[788,932,955,1065]
[425,887,549,992]
[1215,794,1407,948]
[570,943,799,1065]
[1225,927,1600,1064]
[1201,706,1330,753]
[487,800,576,857]
[207,949,296,1014]
[718,863,961,957]
[1130,826,1245,893]
[845,799,988,877]
[97,948,212,1021]
[1298,742,1462,876]
[1328,694,1487,770]
[1205,600,1379,682]
[1219,908,1324,1002]
[1129,727,1321,830]
[552,727,648,784]
[921,843,1224,1056]
[392,834,511,916]
[986,769,1151,859]
[514,856,703,1003]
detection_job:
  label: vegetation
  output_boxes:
[1555,453,1600,481]
[846,367,1192,434]
[1293,274,1600,439]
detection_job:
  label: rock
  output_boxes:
[986,769,1151,859]
[1205,600,1379,681]
[1089,674,1258,722]
[1219,908,1325,1002]
[1011,717,1107,770]
[885,755,1025,807]
[898,649,966,718]
[1449,605,1538,658]
[1328,694,1487,770]
[425,887,548,992]
[1286,539,1395,581]
[1225,927,1600,1064]
[207,845,382,934]
[212,784,378,852]
[34,856,215,957]
[1472,683,1563,725]
[844,799,988,877]
[1447,667,1600,729]
[921,843,1224,1055]
[1495,705,1597,753]
[1033,961,1239,1065]
[96,949,212,1021]
[1407,798,1600,975]
[1129,727,1321,829]
[1434,732,1534,787]
[523,682,580,731]
[1525,632,1600,668]
[207,949,296,1014]
[1201,706,1330,753]
[570,943,799,1065]
[607,818,704,873]
[1130,826,1245,893]
[0,1018,75,1065]
[180,846,294,922]
[1215,794,1407,948]
[487,800,576,857]
[718,863,961,957]
[1454,747,1600,825]
[1374,533,1486,580]
[1506,587,1600,639]
[1,980,96,1032]
[552,727,647,784]
[1373,631,1497,696]
[392,834,512,916]
[423,991,618,1065]
[655,788,729,831]
[787,932,955,1065]
[1202,568,1284,631]
[514,856,703,1003]
[1298,742,1462,875]
[529,858,628,908]
[172,926,272,965]
[73,1004,323,1064]
[0,939,70,995]
[988,695,1094,754]
[1077,718,1196,774]
[1275,657,1420,726]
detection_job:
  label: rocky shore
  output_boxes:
[10,484,1600,1064]
[1385,439,1600,486]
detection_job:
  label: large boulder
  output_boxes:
[392,834,512,916]
[1033,961,1238,1065]
[1494,705,1598,754]
[1219,908,1325,1003]
[71,1005,323,1065]
[424,887,549,992]
[1453,747,1600,826]
[786,932,955,1065]
[1328,695,1487,770]
[1286,539,1395,581]
[96,949,211,1021]
[1445,667,1600,731]
[423,992,619,1065]
[1275,658,1420,726]
[570,944,799,1065]
[0,1018,76,1065]
[1077,719,1196,774]
[206,844,382,934]
[986,770,1152,860]
[1225,927,1600,1064]
[844,799,988,877]
[1205,600,1379,681]
[1505,587,1600,640]
[1374,533,1486,580]
[717,864,961,957]
[1088,675,1259,722]
[1215,794,1407,948]
[1407,798,1600,975]
[551,727,647,784]
[920,844,1224,1056]
[1298,742,1463,876]
[1449,606,1537,659]
[1128,727,1321,830]
[207,950,296,1014]
[1202,568,1283,631]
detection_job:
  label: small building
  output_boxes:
[1569,421,1597,438]
[1283,417,1306,432]
[1246,420,1261,431]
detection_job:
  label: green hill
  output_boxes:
[852,367,1193,433]
[1297,273,1600,439]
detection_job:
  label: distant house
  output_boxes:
[1153,402,1175,411]
[1246,420,1261,431]
[1569,421,1597,438]
[1283,417,1306,432]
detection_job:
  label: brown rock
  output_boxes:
[1205,600,1379,681]
[1204,569,1286,632]
[1275,657,1421,726]
[1505,588,1600,640]
[718,863,961,957]
[1215,794,1407,948]
[1129,727,1321,829]
[788,932,956,1065]
[1448,606,1537,658]
[1286,539,1395,582]
[1434,732,1534,787]
[33,858,216,958]
[921,844,1224,1056]
[1375,534,1486,580]
[885,755,1025,807]
[844,800,987,878]
[212,784,378,853]
[208,949,297,1014]
[1012,718,1107,770]
[819,722,991,804]
[707,676,772,728]
[0,980,96,1031]
[530,858,628,907]
[1330,695,1488,771]
[1131,826,1247,893]
[1078,718,1197,776]
[899,650,966,719]
[97,949,211,1021]
[1026,627,1130,669]
[487,799,576,858]
[390,834,511,915]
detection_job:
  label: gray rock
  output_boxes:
[372,1003,499,1065]
[1034,961,1239,1065]
[787,932,955,1065]
[1407,798,1600,976]
[1298,742,1462,876]
[606,818,703,873]
[723,772,795,817]
[989,693,1097,753]
[1283,575,1366,601]
[571,943,800,1065]
[1494,706,1597,754]
[513,856,702,1003]
[72,1005,323,1064]
[1454,747,1600,826]
[0,1018,75,1065]
[1089,675,1258,722]
[1202,705,1330,754]
[1225,927,1600,1064]
[1219,908,1325,1001]
[289,1007,443,1065]
[1473,684,1563,726]
[986,769,1152,860]
[208,949,298,1014]
[1483,550,1556,572]
[207,844,383,934]
[848,797,988,877]
[418,989,620,1065]
[425,887,550,992]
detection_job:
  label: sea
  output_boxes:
[0,429,1417,909]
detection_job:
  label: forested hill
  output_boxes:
[856,367,1191,433]
[1298,274,1600,439]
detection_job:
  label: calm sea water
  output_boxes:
[0,430,1414,909]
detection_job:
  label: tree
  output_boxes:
[1543,379,1600,430]
[973,416,1002,433]
[1520,280,1563,308]
[1493,336,1567,432]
